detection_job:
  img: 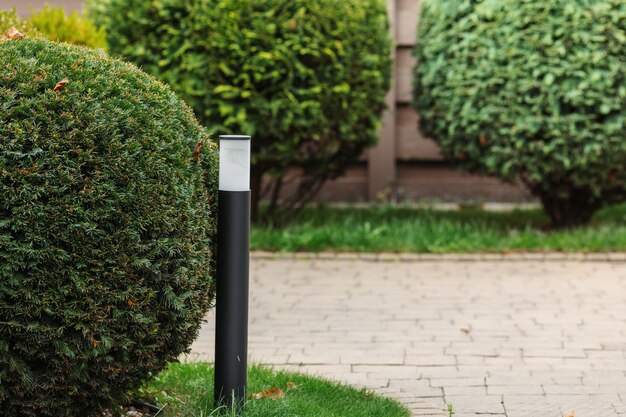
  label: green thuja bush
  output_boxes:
[27,5,107,49]
[0,37,218,416]
[87,0,392,222]
[414,0,626,228]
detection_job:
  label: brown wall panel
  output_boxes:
[397,0,420,46]
[10,0,84,16]
[294,163,532,204]
[396,106,442,161]
[315,167,368,202]
[368,0,398,199]
[396,164,532,202]
[396,47,416,104]
[277,166,369,203]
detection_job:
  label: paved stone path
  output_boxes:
[188,254,626,417]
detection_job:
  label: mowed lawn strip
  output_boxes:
[251,205,626,253]
[138,363,410,417]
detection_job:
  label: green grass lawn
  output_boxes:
[251,204,626,253]
[137,363,410,417]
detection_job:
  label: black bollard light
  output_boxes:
[214,135,251,412]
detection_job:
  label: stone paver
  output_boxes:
[188,255,626,416]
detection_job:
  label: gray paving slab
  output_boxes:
[187,255,626,417]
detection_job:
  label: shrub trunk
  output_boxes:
[536,186,602,230]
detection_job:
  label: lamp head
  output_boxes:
[219,135,251,192]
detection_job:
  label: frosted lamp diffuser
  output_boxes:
[219,135,251,191]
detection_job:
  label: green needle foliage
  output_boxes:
[0,38,218,416]
[414,0,626,229]
[87,0,392,223]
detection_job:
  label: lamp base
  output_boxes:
[214,190,250,410]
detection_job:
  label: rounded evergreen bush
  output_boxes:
[0,37,217,416]
[87,0,392,222]
[414,0,626,228]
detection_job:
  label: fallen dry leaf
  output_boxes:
[565,411,574,417]
[286,381,297,390]
[2,27,23,41]
[247,387,285,400]
[193,139,204,162]
[54,78,69,92]
[460,327,471,334]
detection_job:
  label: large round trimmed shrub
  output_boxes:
[88,0,392,222]
[0,37,218,416]
[414,0,626,228]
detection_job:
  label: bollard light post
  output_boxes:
[214,135,251,412]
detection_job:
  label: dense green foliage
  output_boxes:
[414,0,626,228]
[0,38,218,416]
[139,363,410,417]
[88,0,392,222]
[27,5,107,49]
[251,204,626,253]
[0,9,38,36]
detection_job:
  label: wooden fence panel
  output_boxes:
[397,0,420,46]
[12,0,83,16]
[396,106,441,161]
[395,48,415,104]
[367,0,398,199]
